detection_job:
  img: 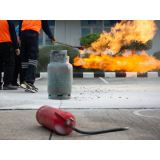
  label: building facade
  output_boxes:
[13,20,160,56]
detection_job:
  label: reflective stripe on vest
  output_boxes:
[0,20,12,43]
[21,20,42,33]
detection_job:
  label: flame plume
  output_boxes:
[89,20,157,54]
[73,20,160,73]
[74,51,160,73]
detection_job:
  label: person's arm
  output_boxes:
[15,25,19,43]
[7,20,20,55]
[19,20,23,39]
[7,20,19,49]
[16,34,19,43]
[41,20,54,39]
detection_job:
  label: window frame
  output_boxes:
[81,20,118,36]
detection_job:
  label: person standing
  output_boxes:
[0,20,20,90]
[11,24,23,86]
[19,20,56,93]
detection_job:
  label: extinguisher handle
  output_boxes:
[55,112,75,128]
[55,112,66,121]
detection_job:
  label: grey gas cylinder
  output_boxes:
[47,50,73,99]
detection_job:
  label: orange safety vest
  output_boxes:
[21,20,42,33]
[0,20,12,43]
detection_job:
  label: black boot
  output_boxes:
[3,84,18,90]
[0,82,3,90]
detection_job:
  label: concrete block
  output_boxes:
[105,72,115,77]
[83,72,94,78]
[147,72,158,78]
[126,72,137,78]
[40,72,47,78]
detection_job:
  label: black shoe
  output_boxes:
[11,83,20,87]
[0,83,3,90]
[3,84,18,90]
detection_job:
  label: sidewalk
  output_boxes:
[0,77,160,110]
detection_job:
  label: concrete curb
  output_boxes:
[2,72,159,78]
[34,72,160,78]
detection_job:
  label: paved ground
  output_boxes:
[0,77,160,109]
[0,77,160,140]
[0,109,160,140]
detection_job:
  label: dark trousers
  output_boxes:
[0,42,15,86]
[20,30,39,84]
[0,59,3,86]
[12,51,23,84]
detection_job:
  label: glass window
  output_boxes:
[104,28,111,33]
[93,28,102,34]
[39,28,43,45]
[45,28,54,45]
[48,20,55,26]
[81,20,102,26]
[82,28,91,36]
[81,20,88,26]
[104,20,121,26]
[104,20,112,26]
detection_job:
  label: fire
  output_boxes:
[79,49,85,55]
[89,20,157,54]
[73,20,160,73]
[73,51,160,73]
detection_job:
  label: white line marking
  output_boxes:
[36,77,42,81]
[133,109,160,118]
[99,77,109,84]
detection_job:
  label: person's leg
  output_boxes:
[3,43,17,90]
[18,53,23,84]
[20,31,28,83]
[20,31,38,92]
[3,44,15,86]
[12,52,19,86]
[25,30,39,85]
[0,48,3,89]
[21,30,39,93]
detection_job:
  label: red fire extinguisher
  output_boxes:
[36,105,76,135]
[36,105,129,135]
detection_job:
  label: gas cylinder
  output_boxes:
[36,105,76,135]
[47,50,73,99]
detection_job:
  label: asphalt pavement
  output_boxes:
[0,77,160,140]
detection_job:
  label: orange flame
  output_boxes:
[73,51,160,73]
[89,20,157,54]
[79,49,85,55]
[73,20,160,73]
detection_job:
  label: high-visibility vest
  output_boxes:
[0,20,12,43]
[21,20,42,33]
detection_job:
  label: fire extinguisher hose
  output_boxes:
[46,39,84,50]
[72,126,129,135]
